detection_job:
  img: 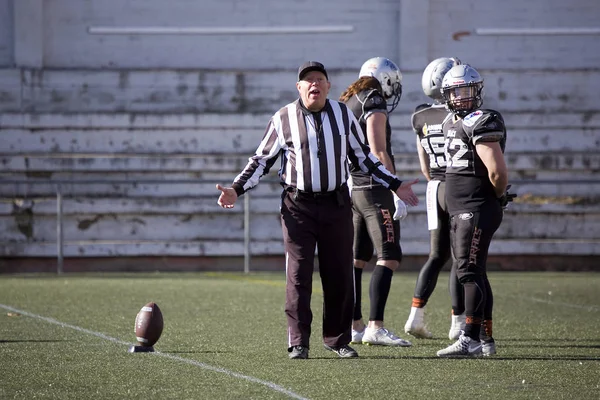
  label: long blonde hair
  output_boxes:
[339,76,382,102]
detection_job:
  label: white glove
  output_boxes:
[393,192,408,221]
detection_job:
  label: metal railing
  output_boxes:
[2,177,598,274]
[1,178,281,274]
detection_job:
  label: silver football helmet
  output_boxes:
[359,57,402,112]
[421,57,462,102]
[441,64,484,116]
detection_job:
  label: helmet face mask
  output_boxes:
[359,57,402,112]
[441,64,483,116]
[447,85,480,112]
[421,57,461,102]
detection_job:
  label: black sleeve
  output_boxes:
[411,103,431,135]
[463,110,506,144]
[360,89,387,123]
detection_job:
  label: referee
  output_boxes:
[217,61,419,360]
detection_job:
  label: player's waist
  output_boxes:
[349,174,386,190]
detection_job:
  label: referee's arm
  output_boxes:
[232,119,283,196]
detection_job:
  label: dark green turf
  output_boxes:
[1,271,599,399]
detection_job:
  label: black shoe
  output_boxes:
[323,344,358,358]
[288,345,309,359]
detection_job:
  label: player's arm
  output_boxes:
[365,112,395,174]
[416,136,431,181]
[476,142,508,198]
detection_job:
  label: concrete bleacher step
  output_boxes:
[0,179,597,198]
[1,239,598,258]
[0,196,598,257]
[2,204,597,240]
[2,153,598,174]
[2,127,599,153]
[1,112,599,260]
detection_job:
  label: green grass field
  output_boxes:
[1,271,599,399]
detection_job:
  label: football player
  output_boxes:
[339,57,412,347]
[436,64,509,357]
[404,57,467,340]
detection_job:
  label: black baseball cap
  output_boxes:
[298,61,328,81]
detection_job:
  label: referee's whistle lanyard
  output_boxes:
[304,112,325,158]
[299,99,326,158]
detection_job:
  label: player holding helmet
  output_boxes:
[339,57,412,347]
[404,57,466,340]
[436,64,511,357]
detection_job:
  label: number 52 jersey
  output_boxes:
[442,109,507,215]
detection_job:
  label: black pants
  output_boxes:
[414,181,463,309]
[351,186,402,262]
[450,200,503,321]
[281,188,354,350]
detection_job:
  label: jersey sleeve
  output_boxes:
[463,110,506,144]
[361,89,388,121]
[411,103,430,136]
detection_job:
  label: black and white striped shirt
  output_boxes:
[232,99,401,195]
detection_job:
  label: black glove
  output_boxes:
[498,184,517,209]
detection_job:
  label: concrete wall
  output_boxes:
[0,0,599,267]
[0,0,13,67]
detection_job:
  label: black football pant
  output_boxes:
[281,188,354,351]
[351,186,402,262]
[413,181,463,311]
[450,200,503,339]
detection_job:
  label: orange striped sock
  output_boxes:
[411,297,426,308]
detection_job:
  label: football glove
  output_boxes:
[498,184,517,209]
[393,193,408,221]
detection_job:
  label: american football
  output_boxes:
[134,302,164,348]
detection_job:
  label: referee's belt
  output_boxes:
[286,184,347,199]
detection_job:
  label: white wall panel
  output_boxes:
[428,0,600,69]
[42,0,401,69]
[0,0,13,67]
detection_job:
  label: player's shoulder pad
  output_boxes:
[410,103,436,132]
[360,89,387,112]
[463,109,504,127]
[467,109,506,142]
[413,103,432,113]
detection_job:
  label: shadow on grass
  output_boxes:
[308,354,600,361]
[498,338,600,349]
[501,338,600,342]
[0,339,68,343]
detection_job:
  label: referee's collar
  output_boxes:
[298,98,329,116]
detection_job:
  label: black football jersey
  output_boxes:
[442,109,507,214]
[345,89,394,188]
[411,103,451,181]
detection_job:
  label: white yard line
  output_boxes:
[0,303,309,400]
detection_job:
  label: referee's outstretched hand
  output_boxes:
[395,178,419,206]
[216,184,238,208]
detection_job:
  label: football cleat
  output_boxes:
[362,327,412,347]
[351,327,365,344]
[481,338,496,356]
[323,344,359,358]
[404,307,433,339]
[288,345,309,359]
[437,333,482,357]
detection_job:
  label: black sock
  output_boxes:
[463,278,485,340]
[369,264,393,321]
[483,274,493,321]
[353,267,363,321]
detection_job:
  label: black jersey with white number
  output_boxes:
[345,89,394,189]
[442,109,507,214]
[411,103,451,181]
